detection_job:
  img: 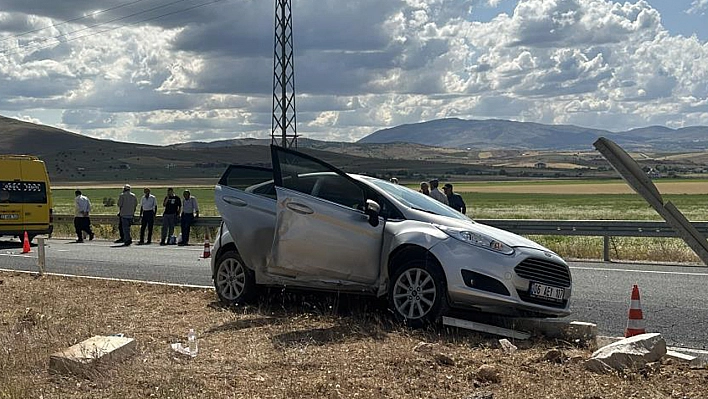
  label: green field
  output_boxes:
[466,193,708,221]
[51,186,708,221]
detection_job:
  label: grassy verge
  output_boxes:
[1,271,706,398]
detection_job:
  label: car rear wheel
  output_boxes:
[214,250,256,305]
[389,260,448,328]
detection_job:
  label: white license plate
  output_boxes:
[0,214,19,220]
[529,282,565,302]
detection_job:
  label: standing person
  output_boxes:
[429,179,449,205]
[443,183,467,214]
[138,187,157,245]
[73,190,94,243]
[160,188,181,246]
[179,189,199,246]
[419,182,430,195]
[117,184,138,246]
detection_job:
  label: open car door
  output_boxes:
[269,145,385,286]
[214,165,277,274]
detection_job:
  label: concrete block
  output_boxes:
[502,318,598,342]
[49,335,136,377]
[665,350,696,363]
[443,316,531,340]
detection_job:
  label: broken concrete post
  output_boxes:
[503,318,598,343]
[49,335,136,377]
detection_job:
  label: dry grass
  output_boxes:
[1,272,707,399]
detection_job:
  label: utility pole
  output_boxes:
[271,0,297,148]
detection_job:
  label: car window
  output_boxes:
[363,177,468,220]
[273,148,365,209]
[219,166,275,199]
[0,181,47,203]
[313,175,366,210]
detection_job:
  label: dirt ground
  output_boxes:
[1,271,706,399]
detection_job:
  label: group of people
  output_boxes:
[416,178,467,214]
[73,185,200,247]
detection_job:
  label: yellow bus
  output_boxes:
[0,155,53,242]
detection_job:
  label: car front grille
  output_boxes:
[514,257,571,288]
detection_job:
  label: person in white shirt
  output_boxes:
[428,179,449,205]
[179,190,199,246]
[74,190,94,243]
[138,187,158,245]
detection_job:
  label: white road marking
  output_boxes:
[0,268,213,289]
[570,266,708,277]
[0,253,33,258]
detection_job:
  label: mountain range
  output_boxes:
[357,118,708,151]
[2,114,707,182]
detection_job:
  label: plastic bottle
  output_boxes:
[187,328,198,357]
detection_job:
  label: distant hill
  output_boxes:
[358,118,708,151]
[5,114,707,183]
[0,116,524,182]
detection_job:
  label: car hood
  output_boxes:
[405,209,553,252]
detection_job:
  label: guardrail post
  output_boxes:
[37,236,46,275]
[603,235,610,262]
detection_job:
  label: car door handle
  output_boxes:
[286,202,314,215]
[222,196,248,207]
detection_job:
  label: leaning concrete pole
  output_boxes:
[594,137,708,265]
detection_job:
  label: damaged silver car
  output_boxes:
[212,145,571,326]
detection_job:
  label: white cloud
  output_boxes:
[687,0,708,15]
[0,0,707,145]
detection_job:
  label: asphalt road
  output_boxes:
[2,238,707,350]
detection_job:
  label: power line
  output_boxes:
[1,0,190,52]
[1,0,225,56]
[0,0,152,43]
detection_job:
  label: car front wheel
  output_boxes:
[389,260,448,328]
[214,250,256,305]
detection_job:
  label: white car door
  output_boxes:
[214,165,277,274]
[269,145,385,286]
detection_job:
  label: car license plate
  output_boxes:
[0,214,19,220]
[529,282,565,302]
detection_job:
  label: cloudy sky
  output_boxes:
[0,0,707,145]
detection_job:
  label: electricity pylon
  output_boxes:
[271,0,298,148]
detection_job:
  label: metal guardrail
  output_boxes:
[54,215,220,228]
[53,215,708,262]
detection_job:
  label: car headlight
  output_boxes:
[436,225,514,255]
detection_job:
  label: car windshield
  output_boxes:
[362,177,469,220]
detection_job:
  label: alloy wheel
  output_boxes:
[216,258,246,301]
[392,267,437,320]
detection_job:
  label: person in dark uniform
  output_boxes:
[160,188,181,246]
[443,183,467,214]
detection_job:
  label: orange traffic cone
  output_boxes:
[202,237,211,259]
[625,284,646,337]
[22,231,31,254]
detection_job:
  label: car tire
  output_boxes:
[388,259,449,328]
[214,250,257,305]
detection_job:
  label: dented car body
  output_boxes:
[212,145,572,326]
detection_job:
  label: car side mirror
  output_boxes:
[365,199,380,227]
